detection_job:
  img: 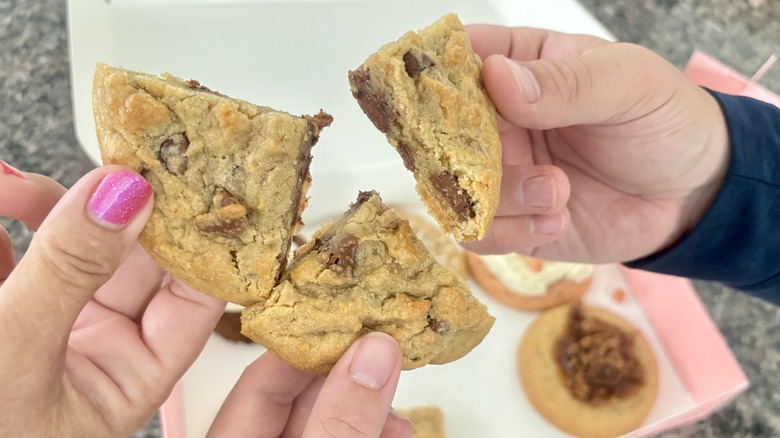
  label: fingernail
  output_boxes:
[349,333,398,390]
[89,169,152,226]
[506,58,541,103]
[531,213,564,236]
[521,176,556,209]
[389,408,411,423]
[0,160,26,179]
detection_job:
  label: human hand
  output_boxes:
[208,332,412,438]
[463,26,730,263]
[0,162,225,437]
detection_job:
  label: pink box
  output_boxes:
[684,50,780,108]
[620,268,748,437]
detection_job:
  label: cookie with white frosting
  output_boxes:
[466,252,593,311]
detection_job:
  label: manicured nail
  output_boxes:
[521,175,556,209]
[89,169,152,226]
[349,333,398,390]
[0,160,26,179]
[506,58,541,103]
[531,213,564,236]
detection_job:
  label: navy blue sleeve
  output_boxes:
[625,91,780,304]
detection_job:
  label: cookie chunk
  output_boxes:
[518,303,658,438]
[348,14,502,241]
[241,191,495,375]
[398,406,445,438]
[396,208,468,280]
[466,252,593,311]
[93,64,332,305]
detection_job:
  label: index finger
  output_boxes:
[465,25,609,61]
[207,352,316,438]
[0,164,68,231]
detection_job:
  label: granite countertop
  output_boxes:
[1,1,778,437]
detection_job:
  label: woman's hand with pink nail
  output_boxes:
[462,26,731,263]
[208,332,412,438]
[0,163,225,437]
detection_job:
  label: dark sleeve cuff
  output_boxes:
[625,90,780,304]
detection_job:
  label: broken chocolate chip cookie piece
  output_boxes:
[241,190,494,375]
[348,14,501,241]
[93,63,332,306]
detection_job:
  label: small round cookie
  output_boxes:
[396,209,468,280]
[518,304,659,438]
[466,252,592,311]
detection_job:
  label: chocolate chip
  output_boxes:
[403,51,434,79]
[196,216,247,235]
[348,69,393,133]
[427,315,451,334]
[159,134,189,175]
[214,188,239,208]
[348,191,375,214]
[292,235,307,248]
[195,187,248,236]
[396,141,416,172]
[323,235,359,275]
[186,79,224,96]
[429,172,475,220]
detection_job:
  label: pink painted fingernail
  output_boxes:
[0,160,26,179]
[89,169,152,226]
[349,333,398,390]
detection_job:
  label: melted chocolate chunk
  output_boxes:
[555,304,645,405]
[429,173,475,220]
[396,141,416,172]
[349,69,394,134]
[323,235,359,276]
[349,190,375,213]
[159,134,189,175]
[403,51,434,79]
[195,187,248,236]
[292,235,307,248]
[427,315,451,334]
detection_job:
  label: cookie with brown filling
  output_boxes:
[518,303,658,438]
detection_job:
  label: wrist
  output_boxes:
[680,87,731,234]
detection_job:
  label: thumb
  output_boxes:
[482,43,686,129]
[0,166,153,350]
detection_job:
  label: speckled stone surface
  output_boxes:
[0,1,778,437]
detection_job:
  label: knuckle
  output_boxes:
[37,232,119,291]
[551,58,593,108]
[317,409,370,438]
